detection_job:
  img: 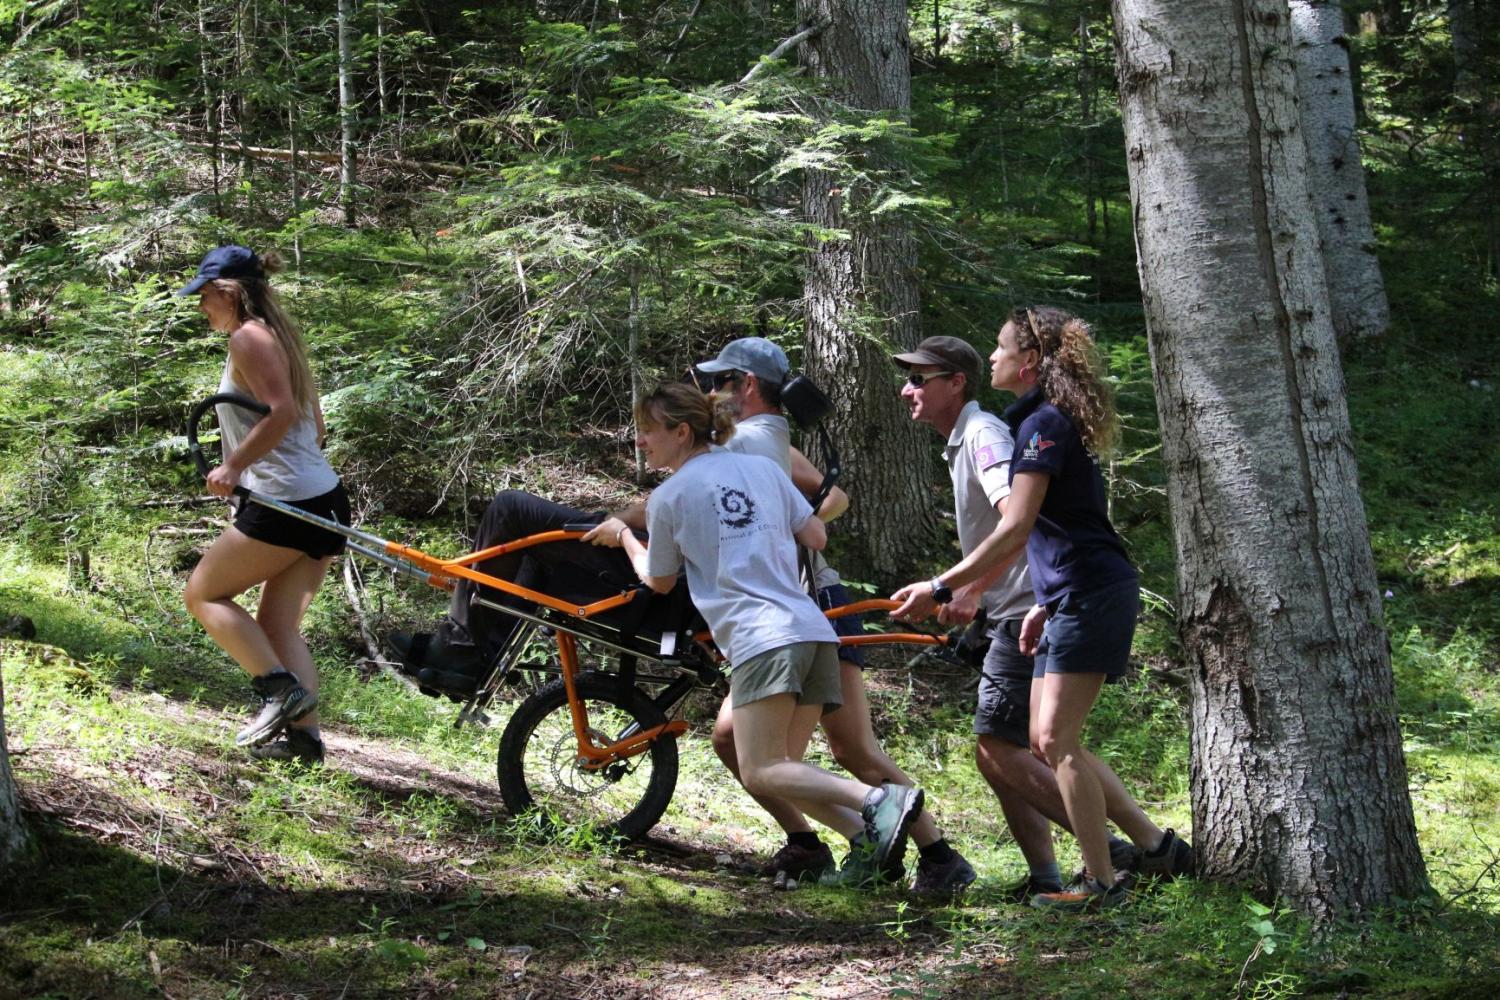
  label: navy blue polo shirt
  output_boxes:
[1002,389,1137,607]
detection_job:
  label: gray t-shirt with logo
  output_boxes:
[722,413,841,591]
[646,450,838,666]
[944,400,1034,623]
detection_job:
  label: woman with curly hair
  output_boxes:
[893,307,1192,910]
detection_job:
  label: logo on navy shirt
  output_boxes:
[717,486,757,528]
[1021,431,1055,463]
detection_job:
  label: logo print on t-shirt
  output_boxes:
[1022,431,1056,462]
[717,486,757,528]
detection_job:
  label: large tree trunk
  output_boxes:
[0,669,31,868]
[1289,0,1389,342]
[795,0,937,581]
[1112,0,1427,922]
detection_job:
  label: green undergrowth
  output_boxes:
[4,513,1499,997]
[3,295,1498,1000]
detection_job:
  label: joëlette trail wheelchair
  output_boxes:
[187,391,951,840]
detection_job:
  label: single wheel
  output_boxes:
[496,671,679,840]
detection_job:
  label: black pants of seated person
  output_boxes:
[434,490,633,661]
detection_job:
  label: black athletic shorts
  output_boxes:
[233,483,350,560]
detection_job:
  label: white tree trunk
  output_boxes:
[1112,0,1426,921]
[337,0,358,227]
[1289,0,1389,341]
[795,0,938,580]
[0,669,31,867]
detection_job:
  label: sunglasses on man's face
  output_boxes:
[905,370,957,388]
[712,370,744,390]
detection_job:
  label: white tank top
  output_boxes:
[216,357,339,501]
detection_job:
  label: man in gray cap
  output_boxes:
[887,335,1138,899]
[697,337,975,894]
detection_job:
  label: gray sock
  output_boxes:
[1030,862,1062,888]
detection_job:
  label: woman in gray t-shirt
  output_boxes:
[591,383,924,881]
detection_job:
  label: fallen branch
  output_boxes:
[187,141,466,177]
[740,19,830,85]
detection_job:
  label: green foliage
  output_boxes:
[1,1,1499,995]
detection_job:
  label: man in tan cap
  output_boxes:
[888,335,1140,899]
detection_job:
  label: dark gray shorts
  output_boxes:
[974,619,1035,747]
[1037,580,1140,678]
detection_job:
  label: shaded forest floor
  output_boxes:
[3,607,1499,999]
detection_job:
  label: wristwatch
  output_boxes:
[929,578,953,605]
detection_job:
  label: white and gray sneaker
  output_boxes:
[235,671,316,747]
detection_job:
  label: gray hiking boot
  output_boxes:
[812,784,926,890]
[818,833,904,888]
[235,671,316,747]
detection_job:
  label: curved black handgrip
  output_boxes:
[186,392,269,497]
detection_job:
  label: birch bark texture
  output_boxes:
[0,671,31,867]
[337,0,357,227]
[795,0,937,579]
[1111,0,1426,920]
[1289,0,1389,341]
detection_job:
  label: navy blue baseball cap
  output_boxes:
[177,245,262,296]
[696,336,790,385]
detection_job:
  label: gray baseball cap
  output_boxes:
[696,336,790,385]
[892,335,984,388]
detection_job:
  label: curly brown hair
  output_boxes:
[1009,306,1119,455]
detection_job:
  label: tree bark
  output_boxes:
[337,0,358,227]
[0,669,31,868]
[1289,0,1389,342]
[1112,0,1427,922]
[795,0,937,582]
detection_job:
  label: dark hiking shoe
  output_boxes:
[1069,838,1147,888]
[761,840,836,882]
[911,850,978,897]
[388,631,483,675]
[416,667,481,700]
[235,672,315,747]
[999,873,1065,903]
[249,727,325,766]
[1138,829,1196,881]
[1030,878,1130,912]
[1111,837,1143,874]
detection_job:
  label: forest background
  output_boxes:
[1,1,1497,998]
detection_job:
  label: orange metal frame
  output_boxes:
[388,530,948,769]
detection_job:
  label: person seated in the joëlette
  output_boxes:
[387,340,841,703]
